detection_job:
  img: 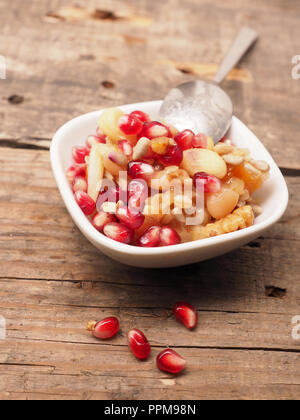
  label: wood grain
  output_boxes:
[0,0,300,400]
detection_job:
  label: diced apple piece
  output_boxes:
[95,143,127,177]
[98,108,124,142]
[181,149,227,179]
[88,144,104,202]
[206,187,239,220]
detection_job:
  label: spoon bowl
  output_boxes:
[159,80,233,143]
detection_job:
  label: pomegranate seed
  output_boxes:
[156,349,186,374]
[116,204,145,230]
[160,227,181,246]
[128,179,148,211]
[130,110,151,124]
[118,139,133,157]
[174,130,195,151]
[139,121,171,140]
[86,134,106,149]
[96,184,120,211]
[193,172,221,193]
[103,222,134,244]
[119,114,143,136]
[66,164,86,183]
[92,211,117,232]
[127,329,151,360]
[173,302,198,329]
[219,135,226,143]
[157,145,183,167]
[96,127,107,141]
[192,133,207,149]
[87,317,119,339]
[74,191,95,215]
[72,146,89,164]
[137,226,161,247]
[72,176,88,193]
[128,161,154,180]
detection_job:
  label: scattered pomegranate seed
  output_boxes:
[157,144,183,167]
[103,222,134,244]
[137,226,161,247]
[72,176,88,193]
[96,184,120,211]
[160,227,181,246]
[192,133,207,149]
[173,302,198,329]
[156,349,186,374]
[127,161,154,180]
[174,130,195,151]
[87,317,119,339]
[72,146,89,164]
[130,110,151,124]
[92,211,117,232]
[128,179,148,211]
[119,114,143,136]
[66,164,86,183]
[118,139,133,157]
[139,121,171,140]
[74,191,96,215]
[116,205,145,230]
[193,172,222,193]
[127,329,151,360]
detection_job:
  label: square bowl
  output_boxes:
[50,100,288,268]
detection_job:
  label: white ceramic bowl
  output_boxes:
[50,100,288,268]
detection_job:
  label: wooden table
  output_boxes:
[0,0,299,400]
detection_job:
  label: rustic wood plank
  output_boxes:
[0,279,299,351]
[0,345,299,400]
[0,0,300,168]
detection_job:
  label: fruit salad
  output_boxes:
[67,108,270,247]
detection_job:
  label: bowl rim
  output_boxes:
[50,100,289,258]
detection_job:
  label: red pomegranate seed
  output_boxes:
[66,164,86,183]
[160,227,181,246]
[193,172,221,193]
[174,130,195,151]
[74,191,96,215]
[72,176,88,193]
[118,139,133,157]
[156,349,186,374]
[130,110,151,124]
[103,222,134,244]
[139,121,171,140]
[137,226,161,247]
[87,317,119,339]
[116,204,145,230]
[92,211,117,232]
[128,179,148,211]
[72,146,89,164]
[173,302,198,329]
[128,161,154,180]
[119,114,143,136]
[96,184,120,211]
[192,133,207,149]
[127,329,151,360]
[95,127,107,142]
[86,134,106,149]
[157,145,183,167]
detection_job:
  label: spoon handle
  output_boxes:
[213,27,258,84]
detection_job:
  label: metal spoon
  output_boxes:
[159,27,258,144]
